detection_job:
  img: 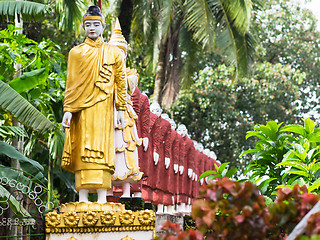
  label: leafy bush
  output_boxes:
[158,179,320,240]
[242,118,320,197]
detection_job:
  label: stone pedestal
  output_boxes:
[45,202,155,240]
[155,214,184,236]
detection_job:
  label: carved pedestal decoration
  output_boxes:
[45,202,155,240]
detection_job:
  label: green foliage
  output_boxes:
[243,118,320,197]
[0,140,45,182]
[0,80,55,134]
[199,162,238,180]
[253,0,320,118]
[171,63,302,169]
[0,1,47,22]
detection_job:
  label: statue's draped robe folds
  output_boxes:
[112,91,143,184]
[180,136,195,202]
[62,37,126,192]
[131,87,150,193]
[154,117,172,205]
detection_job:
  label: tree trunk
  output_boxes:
[153,37,169,103]
[161,17,182,110]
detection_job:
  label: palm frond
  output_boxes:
[0,1,47,22]
[0,125,28,139]
[0,80,55,134]
[184,0,217,49]
[215,21,255,79]
[221,0,253,34]
[0,140,45,180]
[55,0,87,34]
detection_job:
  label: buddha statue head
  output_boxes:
[210,151,217,160]
[177,124,187,137]
[161,113,170,121]
[198,143,204,153]
[203,148,210,156]
[150,102,162,117]
[126,68,139,95]
[83,6,106,41]
[169,119,176,130]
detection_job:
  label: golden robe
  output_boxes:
[62,37,126,192]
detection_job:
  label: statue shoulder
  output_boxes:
[68,43,86,57]
[104,43,122,55]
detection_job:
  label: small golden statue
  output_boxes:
[61,6,126,203]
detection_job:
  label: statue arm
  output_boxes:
[164,125,172,159]
[141,96,150,138]
[114,49,127,112]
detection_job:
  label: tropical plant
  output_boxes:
[242,118,320,197]
[198,162,238,181]
[0,0,48,22]
[127,0,258,109]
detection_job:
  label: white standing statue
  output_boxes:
[109,19,143,198]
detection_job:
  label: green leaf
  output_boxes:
[258,125,277,141]
[308,182,320,192]
[245,130,266,140]
[287,170,309,178]
[281,125,306,137]
[0,1,47,22]
[0,80,55,134]
[225,168,238,178]
[0,125,28,138]
[199,170,218,180]
[239,148,259,157]
[276,161,307,172]
[217,162,229,174]
[303,118,316,135]
[8,68,47,93]
[0,140,44,178]
[0,185,31,218]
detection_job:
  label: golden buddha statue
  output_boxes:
[61,6,126,203]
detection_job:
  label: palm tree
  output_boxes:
[129,0,256,109]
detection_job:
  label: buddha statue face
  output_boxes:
[193,140,198,150]
[84,20,104,40]
[150,103,162,117]
[198,143,204,153]
[204,149,210,156]
[169,119,176,130]
[128,74,139,93]
[177,124,187,137]
[161,113,170,120]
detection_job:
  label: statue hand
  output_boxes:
[117,110,125,129]
[200,179,204,185]
[188,168,193,178]
[62,112,72,131]
[174,164,178,174]
[192,172,195,181]
[195,174,198,181]
[179,166,184,175]
[153,152,159,165]
[143,137,149,151]
[165,158,170,169]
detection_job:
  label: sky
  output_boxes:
[304,0,320,29]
